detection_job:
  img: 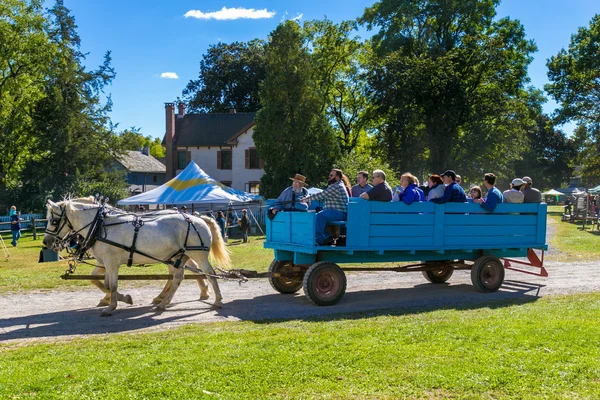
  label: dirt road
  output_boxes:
[1,260,598,343]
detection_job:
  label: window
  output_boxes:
[245,148,263,169]
[153,175,157,183]
[132,175,137,183]
[220,181,232,187]
[177,151,187,169]
[217,150,232,170]
[248,181,260,195]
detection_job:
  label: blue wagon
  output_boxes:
[265,200,548,306]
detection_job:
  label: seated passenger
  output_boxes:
[397,172,425,205]
[351,171,373,197]
[469,186,482,202]
[427,174,445,202]
[359,169,393,202]
[429,170,467,203]
[300,169,349,246]
[473,173,503,211]
[271,174,310,215]
[503,178,525,203]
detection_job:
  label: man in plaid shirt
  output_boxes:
[301,169,349,246]
[429,170,467,204]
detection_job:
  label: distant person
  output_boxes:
[239,209,250,243]
[429,170,467,203]
[351,171,373,197]
[192,211,200,217]
[10,207,22,247]
[397,172,425,205]
[564,196,572,215]
[271,174,310,215]
[521,176,542,203]
[215,211,226,240]
[427,174,445,202]
[473,173,503,211]
[503,178,525,203]
[180,205,188,214]
[360,170,393,202]
[455,174,463,187]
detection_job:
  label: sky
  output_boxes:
[59,0,599,140]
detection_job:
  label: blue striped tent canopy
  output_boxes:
[118,161,260,205]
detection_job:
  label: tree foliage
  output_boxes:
[334,152,400,189]
[546,14,600,185]
[182,40,266,113]
[118,128,165,158]
[361,0,538,180]
[1,0,127,211]
[253,21,340,197]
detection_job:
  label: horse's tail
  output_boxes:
[201,216,231,268]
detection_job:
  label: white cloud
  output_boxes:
[291,13,303,21]
[184,6,276,20]
[160,72,179,79]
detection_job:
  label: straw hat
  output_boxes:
[290,173,308,186]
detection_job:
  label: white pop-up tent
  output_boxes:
[118,161,260,205]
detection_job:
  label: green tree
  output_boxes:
[253,21,340,197]
[10,0,122,211]
[118,128,165,158]
[361,0,537,179]
[546,15,600,185]
[182,40,266,113]
[0,0,54,191]
[305,19,372,154]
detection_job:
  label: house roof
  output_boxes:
[116,150,166,173]
[174,112,256,147]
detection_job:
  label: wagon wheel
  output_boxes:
[422,265,454,283]
[303,262,346,306]
[470,256,505,293]
[268,260,303,294]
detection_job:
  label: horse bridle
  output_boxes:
[45,205,75,243]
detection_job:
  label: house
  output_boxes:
[163,103,263,194]
[113,148,167,195]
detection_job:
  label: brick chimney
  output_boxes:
[165,103,176,179]
[177,102,186,117]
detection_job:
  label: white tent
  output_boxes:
[118,161,260,205]
[541,189,565,196]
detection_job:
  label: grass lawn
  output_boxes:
[0,233,274,295]
[546,205,600,262]
[0,293,599,398]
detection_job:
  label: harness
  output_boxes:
[46,201,210,270]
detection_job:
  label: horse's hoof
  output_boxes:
[96,300,110,307]
[100,310,112,317]
[155,304,166,312]
[151,297,162,305]
[211,302,222,310]
[124,295,133,305]
[199,294,210,301]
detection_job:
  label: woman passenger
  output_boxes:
[397,172,425,205]
[427,174,445,201]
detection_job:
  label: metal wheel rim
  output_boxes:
[481,262,501,287]
[277,262,300,287]
[314,269,340,298]
[432,268,448,277]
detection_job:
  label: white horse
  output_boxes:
[43,197,230,316]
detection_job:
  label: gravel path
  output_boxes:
[1,260,598,343]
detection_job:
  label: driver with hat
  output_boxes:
[429,170,467,203]
[270,173,310,216]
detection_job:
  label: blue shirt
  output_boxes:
[273,186,309,211]
[351,184,373,197]
[480,186,503,211]
[398,184,425,205]
[429,182,467,203]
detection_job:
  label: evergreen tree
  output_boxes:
[253,21,340,197]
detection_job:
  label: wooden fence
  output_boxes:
[0,217,48,240]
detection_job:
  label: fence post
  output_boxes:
[31,217,37,240]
